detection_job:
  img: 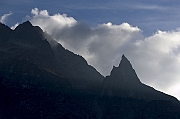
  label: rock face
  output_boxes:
[0,21,180,119]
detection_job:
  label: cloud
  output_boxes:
[0,12,13,24]
[26,8,180,100]
[30,8,77,34]
[129,4,170,11]
[29,9,142,75]
[64,1,169,11]
[127,30,180,90]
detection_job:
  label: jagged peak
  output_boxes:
[21,21,32,26]
[119,54,130,66]
[122,54,126,58]
[122,54,127,61]
[110,54,131,74]
[109,54,141,83]
[14,21,33,31]
[10,21,46,44]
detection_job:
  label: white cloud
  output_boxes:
[26,8,180,100]
[130,4,169,11]
[31,8,39,15]
[127,30,180,91]
[30,8,77,35]
[0,12,13,24]
[167,83,180,100]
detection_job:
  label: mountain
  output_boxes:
[98,55,180,119]
[0,21,103,90]
[102,55,178,101]
[0,21,180,119]
[0,21,104,118]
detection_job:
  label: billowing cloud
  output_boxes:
[28,8,142,75]
[30,8,77,33]
[127,30,180,92]
[0,12,13,24]
[26,8,180,100]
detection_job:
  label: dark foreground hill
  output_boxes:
[0,21,180,119]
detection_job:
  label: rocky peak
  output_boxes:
[12,21,44,44]
[102,55,178,102]
[14,21,33,30]
[119,54,131,68]
[102,55,142,97]
[110,54,141,84]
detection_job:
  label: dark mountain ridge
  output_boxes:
[0,21,180,119]
[0,21,103,88]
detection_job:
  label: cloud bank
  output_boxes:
[28,8,143,75]
[6,8,180,100]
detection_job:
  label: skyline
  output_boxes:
[1,0,180,100]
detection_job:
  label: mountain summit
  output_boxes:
[102,55,178,102]
[110,54,141,84]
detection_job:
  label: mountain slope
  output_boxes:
[52,42,103,88]
[0,21,104,118]
[0,21,103,89]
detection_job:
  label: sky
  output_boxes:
[1,0,180,100]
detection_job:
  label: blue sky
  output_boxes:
[1,0,180,99]
[1,0,180,35]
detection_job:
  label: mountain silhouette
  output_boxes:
[0,21,103,89]
[0,21,180,119]
[102,55,178,101]
[99,55,180,119]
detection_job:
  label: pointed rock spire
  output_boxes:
[110,54,141,84]
[102,55,179,101]
[117,54,131,68]
[102,55,142,97]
